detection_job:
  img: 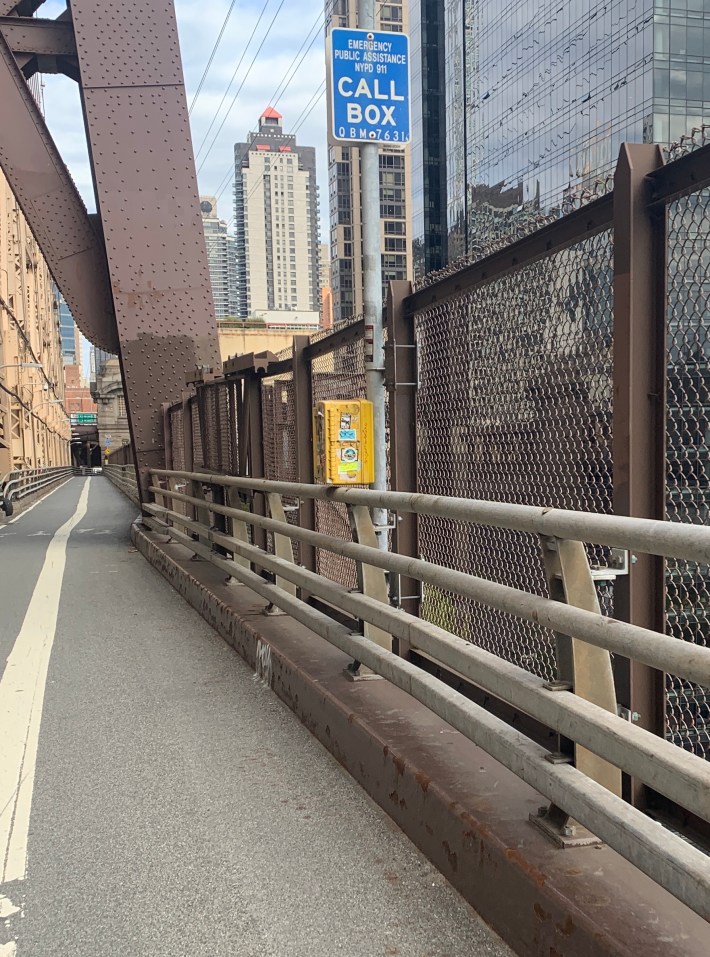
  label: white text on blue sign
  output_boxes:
[330,29,410,144]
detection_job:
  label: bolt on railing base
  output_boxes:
[530,804,604,849]
[264,603,287,617]
[343,665,383,682]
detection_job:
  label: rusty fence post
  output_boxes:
[181,395,195,521]
[236,375,249,478]
[612,143,667,807]
[386,280,419,656]
[293,334,316,575]
[162,403,173,472]
[245,369,267,554]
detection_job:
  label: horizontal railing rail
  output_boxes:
[104,464,139,504]
[1,466,73,515]
[143,468,710,922]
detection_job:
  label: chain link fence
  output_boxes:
[191,397,203,469]
[198,380,238,475]
[169,403,185,472]
[416,232,615,680]
[310,318,367,588]
[261,348,299,560]
[666,190,710,759]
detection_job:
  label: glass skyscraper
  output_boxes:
[57,290,78,365]
[411,0,710,270]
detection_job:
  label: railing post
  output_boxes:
[540,537,621,792]
[386,279,419,656]
[265,491,298,612]
[348,503,392,655]
[224,487,250,579]
[534,535,621,846]
[292,335,316,574]
[613,144,667,805]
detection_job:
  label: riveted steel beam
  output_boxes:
[69,0,220,495]
[0,30,118,352]
[0,16,76,55]
[0,15,78,80]
[0,2,45,16]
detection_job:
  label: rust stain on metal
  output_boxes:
[415,770,431,793]
[442,840,458,873]
[505,847,547,888]
[392,754,406,776]
[534,902,551,922]
[557,916,576,937]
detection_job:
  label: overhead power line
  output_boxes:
[292,80,326,133]
[194,0,274,163]
[188,0,238,116]
[267,10,324,109]
[196,0,289,174]
[211,44,326,207]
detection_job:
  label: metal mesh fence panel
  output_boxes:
[198,381,238,475]
[416,231,615,680]
[311,320,366,587]
[191,397,203,468]
[665,190,710,759]
[169,404,185,472]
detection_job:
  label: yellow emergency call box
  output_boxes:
[313,399,375,485]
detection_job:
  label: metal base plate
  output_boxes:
[343,666,383,682]
[263,605,286,617]
[529,811,604,849]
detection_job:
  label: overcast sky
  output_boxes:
[40,0,328,233]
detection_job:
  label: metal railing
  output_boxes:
[0,466,73,515]
[104,464,139,504]
[143,468,710,922]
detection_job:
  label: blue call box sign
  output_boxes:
[329,28,410,144]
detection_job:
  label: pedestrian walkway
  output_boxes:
[0,478,511,956]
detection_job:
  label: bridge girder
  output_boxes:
[0,0,220,492]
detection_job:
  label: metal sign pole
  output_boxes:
[357,0,387,549]
[327,13,409,551]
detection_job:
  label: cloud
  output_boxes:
[39,0,328,234]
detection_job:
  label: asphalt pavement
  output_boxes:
[0,477,511,957]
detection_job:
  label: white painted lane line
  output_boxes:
[0,479,91,886]
[3,478,73,527]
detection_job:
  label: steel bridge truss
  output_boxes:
[0,1,220,486]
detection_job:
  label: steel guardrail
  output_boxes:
[144,468,710,921]
[103,464,139,505]
[1,466,73,515]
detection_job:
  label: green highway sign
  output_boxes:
[71,412,98,425]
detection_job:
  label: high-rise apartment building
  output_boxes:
[200,196,238,319]
[319,242,334,330]
[411,0,710,270]
[233,108,319,319]
[326,0,412,323]
[57,291,78,364]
